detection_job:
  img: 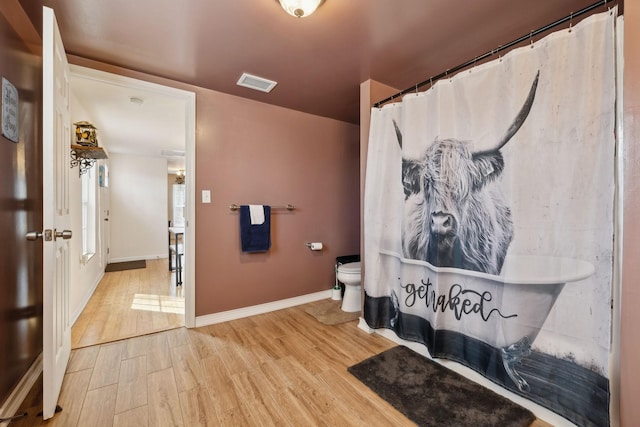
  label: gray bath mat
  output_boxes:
[348,345,536,427]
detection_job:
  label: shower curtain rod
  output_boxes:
[373,0,613,108]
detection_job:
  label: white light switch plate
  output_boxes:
[202,190,211,203]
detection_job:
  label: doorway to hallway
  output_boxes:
[68,65,196,348]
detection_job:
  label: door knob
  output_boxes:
[54,229,72,241]
[104,218,109,221]
[26,229,53,241]
[26,231,43,241]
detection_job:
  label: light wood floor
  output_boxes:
[71,259,184,349]
[14,301,553,426]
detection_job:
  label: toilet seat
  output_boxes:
[338,261,361,275]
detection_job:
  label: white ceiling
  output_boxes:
[70,71,187,172]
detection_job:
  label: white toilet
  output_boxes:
[336,261,361,312]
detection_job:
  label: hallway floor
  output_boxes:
[71,259,184,349]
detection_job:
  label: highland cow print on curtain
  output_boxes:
[363,9,616,427]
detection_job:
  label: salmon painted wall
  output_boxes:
[196,92,360,314]
[66,56,360,316]
[621,3,640,425]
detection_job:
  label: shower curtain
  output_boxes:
[364,9,616,427]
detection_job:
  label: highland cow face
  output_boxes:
[395,71,539,274]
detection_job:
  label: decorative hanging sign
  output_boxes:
[73,121,98,146]
[2,77,19,143]
[71,120,108,175]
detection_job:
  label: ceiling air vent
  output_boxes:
[236,73,277,93]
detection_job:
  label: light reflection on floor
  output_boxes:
[131,293,185,314]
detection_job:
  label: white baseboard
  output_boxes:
[109,254,167,263]
[195,290,332,327]
[0,353,42,426]
[360,323,576,427]
[71,271,104,326]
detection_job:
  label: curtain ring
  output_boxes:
[530,31,534,48]
[430,77,433,90]
[415,84,419,94]
[568,12,573,33]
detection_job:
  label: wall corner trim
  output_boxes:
[357,318,374,334]
[195,290,332,328]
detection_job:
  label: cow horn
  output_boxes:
[392,119,402,149]
[482,70,540,153]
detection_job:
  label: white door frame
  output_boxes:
[68,65,196,328]
[99,163,110,267]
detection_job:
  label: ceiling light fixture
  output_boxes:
[278,0,324,18]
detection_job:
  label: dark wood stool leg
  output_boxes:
[176,253,183,286]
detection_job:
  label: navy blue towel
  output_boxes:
[239,205,271,252]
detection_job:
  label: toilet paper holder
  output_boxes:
[305,242,323,251]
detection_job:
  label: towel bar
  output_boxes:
[229,204,295,211]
